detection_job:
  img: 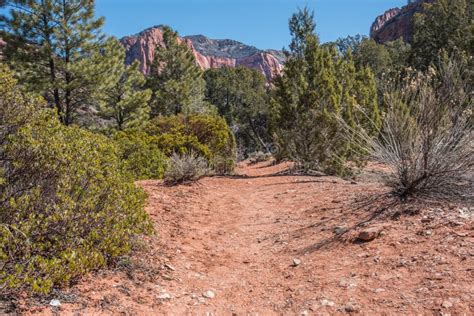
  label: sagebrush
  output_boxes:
[353,58,473,201]
[164,152,209,185]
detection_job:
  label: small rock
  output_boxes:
[357,227,383,242]
[292,258,302,267]
[203,290,215,299]
[164,263,176,271]
[49,299,61,307]
[320,298,335,307]
[301,310,309,316]
[157,292,172,300]
[344,302,360,313]
[441,300,453,308]
[334,226,347,235]
[374,288,385,293]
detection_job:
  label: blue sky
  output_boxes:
[96,0,407,49]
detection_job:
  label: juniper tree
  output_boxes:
[204,66,271,155]
[98,39,152,130]
[411,0,473,71]
[3,0,121,125]
[147,26,211,117]
[271,8,380,176]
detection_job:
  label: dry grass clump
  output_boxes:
[353,59,473,201]
[164,151,209,185]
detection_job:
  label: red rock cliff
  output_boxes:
[120,26,284,81]
[370,0,434,44]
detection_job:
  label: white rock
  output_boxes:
[442,300,453,308]
[49,299,61,307]
[203,290,215,299]
[320,298,335,307]
[157,292,172,300]
[293,258,302,266]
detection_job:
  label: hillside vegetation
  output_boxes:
[0,0,472,312]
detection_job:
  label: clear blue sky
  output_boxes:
[96,0,407,49]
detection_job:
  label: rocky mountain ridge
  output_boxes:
[370,0,434,43]
[120,26,284,81]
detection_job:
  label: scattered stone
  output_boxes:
[157,292,172,300]
[441,300,453,308]
[334,226,348,235]
[374,288,385,293]
[338,278,357,289]
[301,310,309,316]
[357,226,384,242]
[203,290,215,299]
[292,258,302,267]
[320,298,335,307]
[344,302,360,313]
[49,299,61,307]
[164,263,176,271]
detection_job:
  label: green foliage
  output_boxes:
[3,0,123,126]
[335,37,411,79]
[332,34,367,56]
[271,8,380,176]
[147,26,214,116]
[98,39,152,130]
[146,114,236,174]
[204,66,271,156]
[0,65,152,294]
[411,0,473,71]
[113,130,167,180]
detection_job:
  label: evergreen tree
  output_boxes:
[204,66,270,155]
[288,6,316,56]
[98,39,152,130]
[147,26,211,117]
[271,8,380,175]
[3,0,120,125]
[411,0,473,70]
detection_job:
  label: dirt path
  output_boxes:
[20,162,473,315]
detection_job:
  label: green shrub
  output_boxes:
[164,152,209,185]
[0,65,152,295]
[146,114,236,174]
[113,130,167,180]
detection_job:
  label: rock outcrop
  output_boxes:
[120,26,284,81]
[370,0,434,44]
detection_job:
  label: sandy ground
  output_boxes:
[6,161,474,315]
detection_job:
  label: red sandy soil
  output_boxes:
[8,161,474,315]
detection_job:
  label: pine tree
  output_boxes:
[3,0,121,125]
[98,39,152,130]
[271,8,380,175]
[411,0,473,70]
[147,26,211,117]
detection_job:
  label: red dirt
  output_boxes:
[15,161,474,315]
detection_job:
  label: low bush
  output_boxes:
[164,152,209,185]
[0,65,152,295]
[146,114,236,174]
[354,58,473,201]
[113,129,167,180]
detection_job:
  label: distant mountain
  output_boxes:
[120,26,285,81]
[370,0,434,44]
